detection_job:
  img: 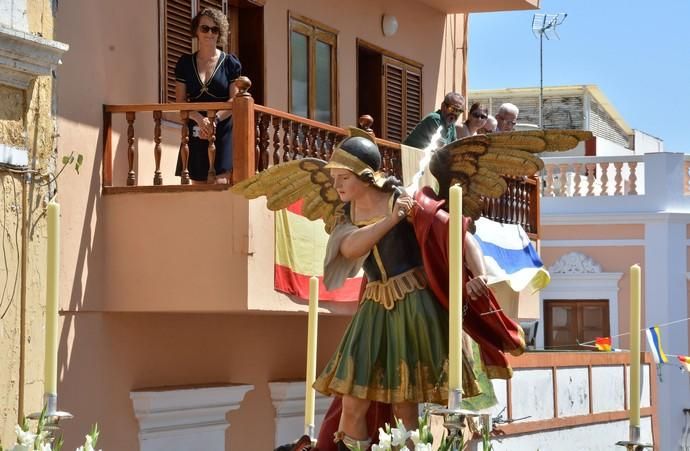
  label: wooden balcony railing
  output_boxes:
[102,80,538,237]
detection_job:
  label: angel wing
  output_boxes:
[429,129,593,219]
[230,158,344,233]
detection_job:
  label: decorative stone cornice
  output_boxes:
[0,25,68,89]
[549,251,602,274]
[130,384,253,447]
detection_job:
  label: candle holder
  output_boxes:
[28,393,73,440]
[615,425,652,450]
[428,389,479,448]
[304,423,314,441]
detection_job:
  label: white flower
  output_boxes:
[409,429,421,445]
[9,445,30,451]
[14,425,36,446]
[39,443,52,451]
[391,419,409,447]
[414,443,433,451]
[377,427,392,448]
[371,444,389,451]
[75,434,101,451]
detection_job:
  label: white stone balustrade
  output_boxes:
[541,152,690,219]
[541,155,644,197]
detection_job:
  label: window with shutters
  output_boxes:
[544,299,610,350]
[288,13,338,125]
[160,0,232,103]
[382,56,422,142]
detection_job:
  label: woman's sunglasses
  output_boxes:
[471,112,488,120]
[199,25,220,34]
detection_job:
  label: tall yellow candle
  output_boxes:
[629,264,641,427]
[45,201,59,396]
[304,276,319,433]
[448,185,463,393]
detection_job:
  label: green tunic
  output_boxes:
[402,110,457,149]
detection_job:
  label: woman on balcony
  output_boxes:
[174,8,242,184]
[456,102,489,139]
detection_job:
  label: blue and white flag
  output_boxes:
[645,326,668,364]
[474,217,550,293]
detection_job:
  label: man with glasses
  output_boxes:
[403,92,465,149]
[495,103,519,132]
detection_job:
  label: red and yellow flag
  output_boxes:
[274,200,362,302]
[595,336,612,352]
[678,355,690,372]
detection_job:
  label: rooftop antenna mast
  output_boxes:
[532,13,567,129]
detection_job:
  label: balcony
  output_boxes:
[540,152,690,219]
[98,87,540,313]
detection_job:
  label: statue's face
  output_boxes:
[331,168,369,202]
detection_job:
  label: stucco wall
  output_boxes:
[57,312,351,451]
[0,0,57,445]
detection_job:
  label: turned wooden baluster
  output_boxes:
[180,111,190,184]
[317,128,327,160]
[599,162,609,196]
[558,164,569,196]
[325,131,337,159]
[614,161,623,195]
[518,180,527,226]
[257,112,270,171]
[307,127,319,158]
[628,162,638,195]
[572,163,582,197]
[282,119,292,162]
[153,110,163,185]
[126,112,136,186]
[586,163,596,196]
[507,180,518,224]
[272,115,281,165]
[206,110,217,183]
[254,112,261,170]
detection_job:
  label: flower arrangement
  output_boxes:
[347,411,496,451]
[0,410,100,451]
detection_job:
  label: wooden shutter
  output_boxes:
[163,0,193,103]
[382,55,422,142]
[404,66,422,136]
[383,56,404,142]
[544,300,609,350]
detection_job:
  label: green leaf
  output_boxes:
[62,156,70,165]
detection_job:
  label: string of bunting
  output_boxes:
[548,316,690,373]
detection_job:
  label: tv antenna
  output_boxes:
[532,13,567,128]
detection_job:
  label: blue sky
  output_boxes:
[468,0,689,152]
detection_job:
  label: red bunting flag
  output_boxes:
[678,355,690,372]
[595,336,612,352]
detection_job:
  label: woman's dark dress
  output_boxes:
[174,51,242,181]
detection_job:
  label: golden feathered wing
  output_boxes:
[230,158,343,233]
[429,129,593,219]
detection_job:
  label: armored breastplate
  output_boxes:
[361,219,423,283]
